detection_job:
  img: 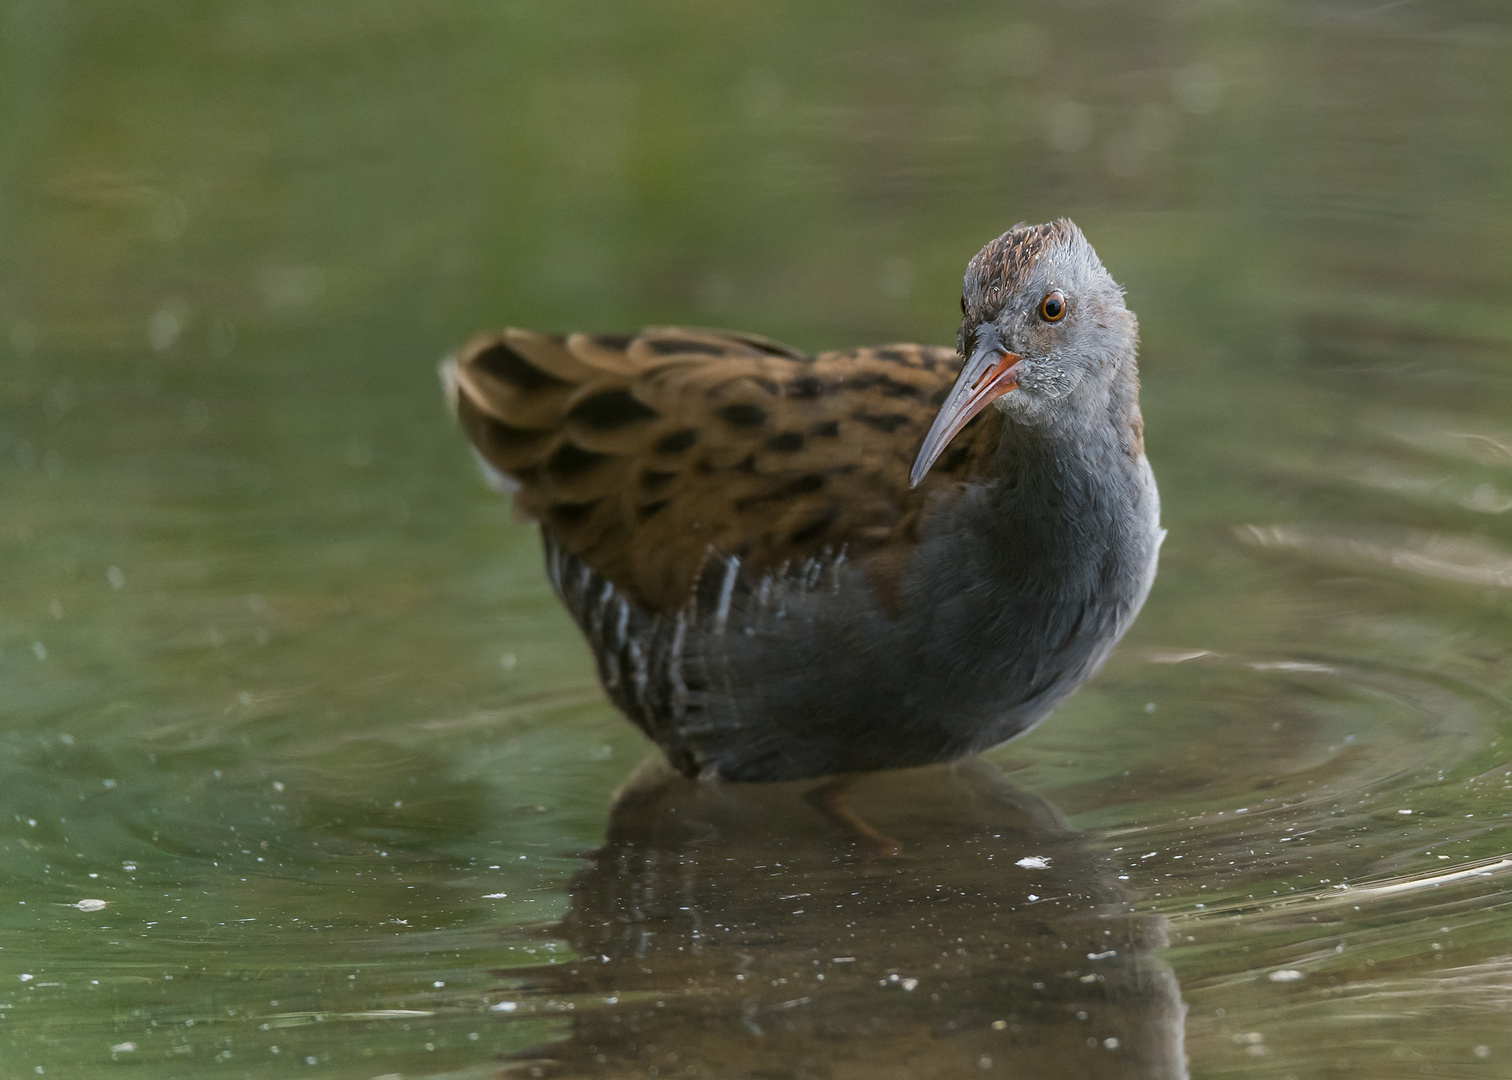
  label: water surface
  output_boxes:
[2,2,1512,1076]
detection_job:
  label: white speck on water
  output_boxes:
[20,974,33,982]
[1172,61,1222,114]
[1104,1037,1121,1050]
[900,978,919,991]
[1044,100,1093,153]
[148,300,185,352]
[483,893,508,899]
[259,266,325,310]
[1087,950,1117,961]
[272,781,284,793]
[110,1042,136,1054]
[122,862,135,871]
[1398,809,1413,815]
[31,642,46,661]
[1027,894,1039,902]
[1141,852,1158,859]
[500,652,517,670]
[9,318,38,357]
[106,566,125,590]
[1269,969,1304,982]
[1016,856,1051,869]
[1475,1045,1491,1058]
[208,316,237,358]
[490,1001,518,1013]
[1143,702,1155,712]
[877,256,915,300]
[432,981,444,988]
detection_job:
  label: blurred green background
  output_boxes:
[2,1,1512,1077]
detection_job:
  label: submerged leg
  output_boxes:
[804,778,902,857]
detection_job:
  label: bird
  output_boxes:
[442,219,1162,783]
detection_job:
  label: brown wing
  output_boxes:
[445,326,1001,613]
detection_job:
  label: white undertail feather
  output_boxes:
[669,612,689,718]
[713,556,740,635]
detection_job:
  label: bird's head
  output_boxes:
[910,219,1138,487]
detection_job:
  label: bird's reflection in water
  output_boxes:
[505,757,1187,1079]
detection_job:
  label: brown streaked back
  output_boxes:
[445,326,1001,613]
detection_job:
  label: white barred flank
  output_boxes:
[713,556,739,635]
[540,532,852,775]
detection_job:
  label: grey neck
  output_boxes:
[978,375,1143,585]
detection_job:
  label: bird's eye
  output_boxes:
[960,295,968,316]
[1039,291,1066,322]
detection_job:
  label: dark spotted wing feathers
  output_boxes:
[446,326,999,613]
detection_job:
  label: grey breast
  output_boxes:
[544,444,1161,783]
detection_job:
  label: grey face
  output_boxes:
[910,222,1137,486]
[970,235,1135,418]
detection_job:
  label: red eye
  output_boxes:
[1039,291,1066,322]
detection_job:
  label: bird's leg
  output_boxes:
[804,778,902,857]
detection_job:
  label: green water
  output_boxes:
[3,2,1512,1077]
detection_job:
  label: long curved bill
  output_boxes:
[909,328,1021,487]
